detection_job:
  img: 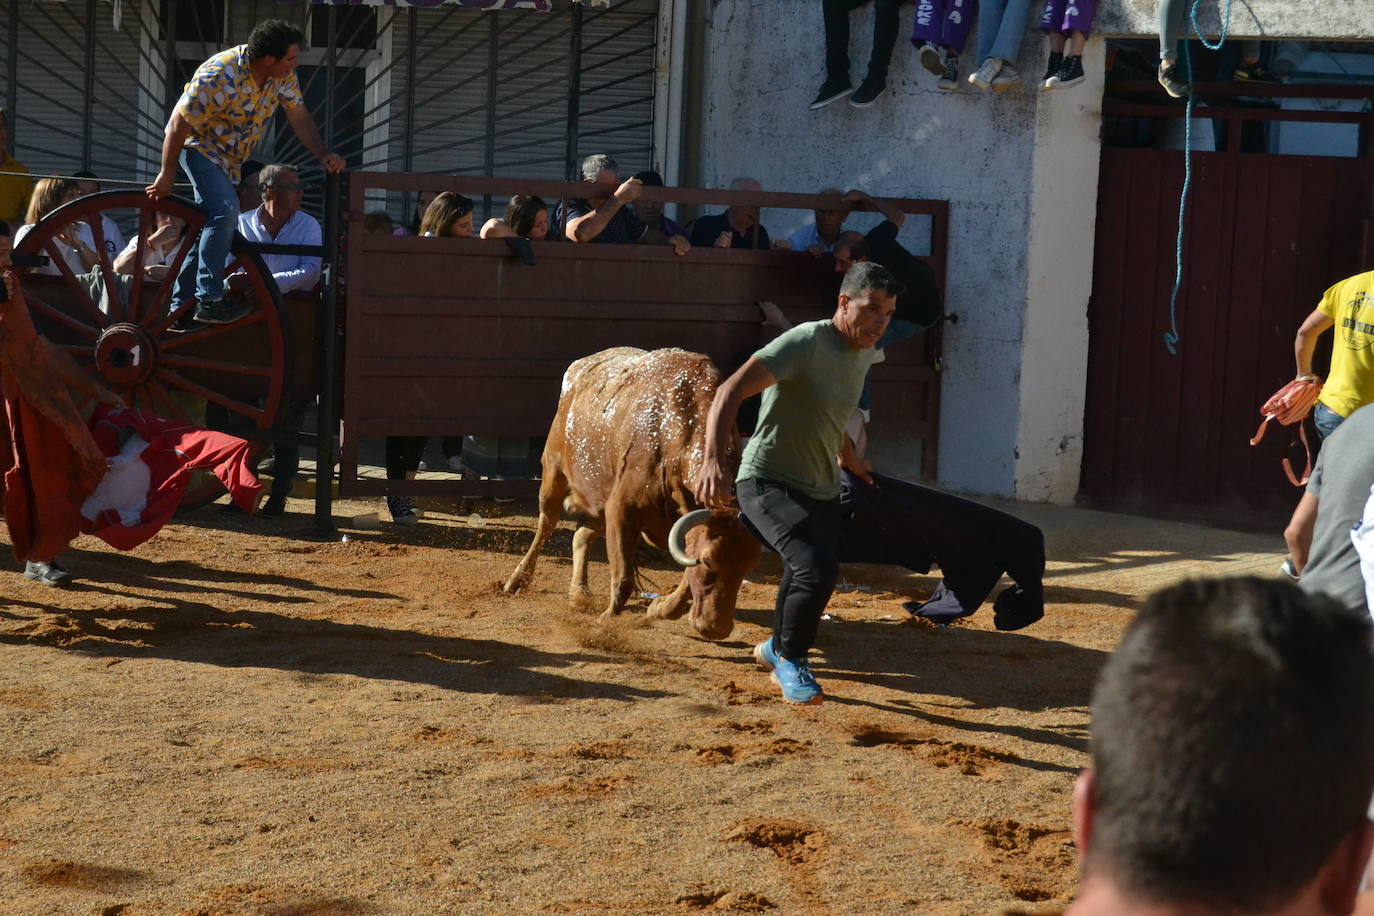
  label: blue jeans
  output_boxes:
[174,148,238,306]
[858,317,921,412]
[1314,402,1345,440]
[976,0,1035,64]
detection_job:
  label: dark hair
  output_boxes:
[0,218,10,236]
[839,261,904,300]
[1088,576,1374,910]
[834,229,869,261]
[418,192,474,238]
[239,160,266,188]
[632,170,664,187]
[504,195,547,238]
[246,20,304,61]
[362,211,393,234]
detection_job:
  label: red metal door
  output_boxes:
[1082,148,1373,529]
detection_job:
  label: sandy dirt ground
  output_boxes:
[0,491,1282,916]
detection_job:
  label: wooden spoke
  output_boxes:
[128,207,155,325]
[40,239,108,329]
[24,293,101,341]
[159,310,267,351]
[144,379,192,424]
[161,354,274,377]
[156,367,264,424]
[85,214,121,323]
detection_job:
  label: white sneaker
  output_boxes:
[992,62,1023,93]
[918,42,945,77]
[968,58,1002,91]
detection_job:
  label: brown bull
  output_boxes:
[503,347,761,640]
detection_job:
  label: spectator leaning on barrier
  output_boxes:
[689,177,777,251]
[146,19,343,327]
[1062,576,1374,916]
[629,170,691,256]
[72,171,124,260]
[560,154,647,245]
[234,163,323,519]
[787,187,848,255]
[113,210,186,282]
[14,177,99,279]
[0,109,32,225]
[481,195,549,241]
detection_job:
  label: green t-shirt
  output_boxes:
[738,319,875,501]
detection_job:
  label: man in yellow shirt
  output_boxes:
[0,110,32,225]
[1295,268,1374,438]
[146,19,343,326]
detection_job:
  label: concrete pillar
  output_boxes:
[1011,37,1106,504]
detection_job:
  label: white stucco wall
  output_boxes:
[700,0,1087,500]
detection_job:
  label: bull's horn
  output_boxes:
[668,509,713,567]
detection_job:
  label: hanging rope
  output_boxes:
[1163,0,1235,355]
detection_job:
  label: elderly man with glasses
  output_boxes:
[231,162,321,518]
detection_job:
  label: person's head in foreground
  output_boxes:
[1067,576,1374,916]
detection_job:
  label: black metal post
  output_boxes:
[401,8,417,221]
[324,5,337,150]
[483,12,499,219]
[563,2,583,181]
[6,1,18,142]
[313,170,343,536]
[163,0,179,113]
[82,0,96,170]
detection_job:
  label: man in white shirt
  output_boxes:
[786,187,848,255]
[236,163,321,295]
[234,162,321,517]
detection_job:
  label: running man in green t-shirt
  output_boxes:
[695,262,902,705]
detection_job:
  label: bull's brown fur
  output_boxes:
[503,347,761,639]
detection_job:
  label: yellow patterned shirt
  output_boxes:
[175,45,303,185]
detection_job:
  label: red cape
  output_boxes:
[0,277,108,562]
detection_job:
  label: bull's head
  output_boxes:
[668,509,762,641]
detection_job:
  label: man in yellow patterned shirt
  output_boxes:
[1295,268,1374,439]
[146,19,343,326]
[0,110,32,225]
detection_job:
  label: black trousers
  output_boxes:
[738,477,842,661]
[823,0,903,84]
[385,436,426,481]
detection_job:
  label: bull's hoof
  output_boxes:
[503,575,528,594]
[647,593,688,620]
[567,590,597,612]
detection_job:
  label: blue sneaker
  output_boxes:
[752,639,823,705]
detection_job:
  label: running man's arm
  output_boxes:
[1295,307,1334,379]
[694,357,776,509]
[146,111,193,200]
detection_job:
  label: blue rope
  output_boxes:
[1163,0,1234,355]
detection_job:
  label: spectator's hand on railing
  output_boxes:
[771,239,793,250]
[714,231,733,249]
[613,178,643,204]
[758,300,792,331]
[669,235,691,257]
[320,152,346,174]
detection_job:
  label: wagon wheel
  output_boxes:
[15,189,293,512]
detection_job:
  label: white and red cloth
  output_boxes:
[81,407,262,550]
